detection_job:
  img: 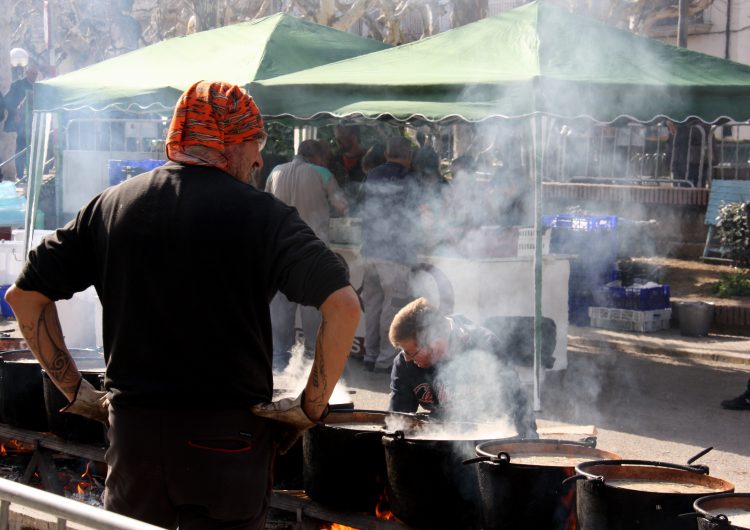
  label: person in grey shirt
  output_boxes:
[266,139,349,370]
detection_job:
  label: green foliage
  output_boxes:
[716,201,750,267]
[711,270,750,298]
[264,121,295,159]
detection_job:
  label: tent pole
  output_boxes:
[530,114,543,413]
[23,112,52,255]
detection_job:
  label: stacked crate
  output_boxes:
[588,282,672,332]
[542,214,619,326]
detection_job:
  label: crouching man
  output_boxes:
[387,297,537,438]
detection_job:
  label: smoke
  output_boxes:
[435,348,521,427]
[384,413,419,433]
[273,342,352,406]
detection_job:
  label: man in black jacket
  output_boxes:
[3,65,38,179]
[388,297,538,438]
[360,136,421,373]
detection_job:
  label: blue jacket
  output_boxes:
[388,314,538,438]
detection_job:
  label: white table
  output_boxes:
[330,245,570,371]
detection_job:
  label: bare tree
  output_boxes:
[191,0,219,31]
[451,0,487,27]
[0,5,14,179]
[6,0,719,80]
[558,0,716,34]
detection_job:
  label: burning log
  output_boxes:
[270,490,418,530]
[0,423,105,463]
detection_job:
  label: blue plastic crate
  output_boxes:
[108,159,166,186]
[0,284,13,318]
[551,228,619,260]
[603,284,671,310]
[543,214,618,231]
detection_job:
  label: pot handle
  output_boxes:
[709,514,732,528]
[381,430,406,441]
[561,474,604,488]
[606,459,712,475]
[463,456,490,465]
[580,436,597,448]
[354,431,383,439]
[560,474,586,488]
[686,446,713,473]
[463,452,511,466]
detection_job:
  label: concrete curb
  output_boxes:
[568,335,750,368]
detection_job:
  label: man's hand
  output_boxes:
[61,378,109,426]
[252,393,326,454]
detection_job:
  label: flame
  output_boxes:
[562,468,577,530]
[75,462,93,495]
[374,500,396,521]
[374,488,397,521]
[81,462,92,480]
[320,489,400,529]
[0,444,6,456]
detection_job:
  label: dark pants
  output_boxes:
[14,132,27,180]
[269,292,320,370]
[104,406,274,530]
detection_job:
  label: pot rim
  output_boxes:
[475,438,621,466]
[574,459,735,494]
[693,492,750,518]
[319,409,423,431]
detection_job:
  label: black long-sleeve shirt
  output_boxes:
[16,162,350,409]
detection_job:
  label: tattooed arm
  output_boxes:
[4,285,82,401]
[302,285,360,421]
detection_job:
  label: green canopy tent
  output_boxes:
[25,13,390,252]
[34,12,390,113]
[257,1,750,124]
[257,1,750,410]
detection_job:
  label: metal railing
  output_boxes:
[0,477,164,530]
[0,147,29,171]
[540,121,716,188]
[709,121,750,185]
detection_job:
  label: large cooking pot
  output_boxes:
[694,493,750,530]
[0,350,47,430]
[43,364,106,445]
[272,390,357,490]
[0,337,26,351]
[469,438,620,530]
[573,459,734,530]
[382,421,518,529]
[0,349,103,432]
[303,410,422,513]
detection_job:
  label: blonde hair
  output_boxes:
[388,297,445,347]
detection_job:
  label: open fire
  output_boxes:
[321,489,400,529]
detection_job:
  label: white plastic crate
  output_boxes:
[517,227,551,257]
[588,307,672,333]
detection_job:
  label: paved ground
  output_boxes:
[275,324,750,493]
[569,324,750,367]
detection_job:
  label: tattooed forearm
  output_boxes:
[37,306,80,396]
[16,302,81,399]
[18,321,38,351]
[312,320,328,391]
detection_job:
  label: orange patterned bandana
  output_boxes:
[166,81,265,171]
